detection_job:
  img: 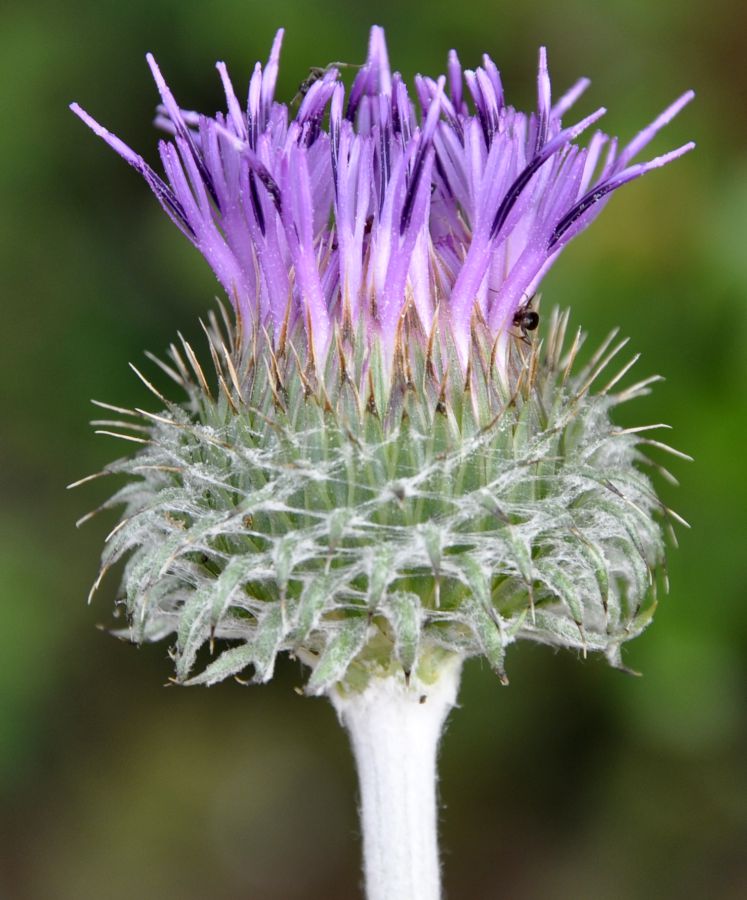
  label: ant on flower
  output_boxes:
[487,288,540,343]
[512,293,540,343]
[293,61,363,105]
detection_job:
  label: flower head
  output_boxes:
[72,27,693,371]
[72,28,692,692]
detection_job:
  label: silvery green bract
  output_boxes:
[72,27,692,692]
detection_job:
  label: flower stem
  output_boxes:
[330,661,462,900]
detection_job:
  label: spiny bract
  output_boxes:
[78,307,684,692]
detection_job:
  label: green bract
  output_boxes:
[79,306,683,693]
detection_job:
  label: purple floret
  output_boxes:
[71,26,694,367]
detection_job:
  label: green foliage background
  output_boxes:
[1,0,745,897]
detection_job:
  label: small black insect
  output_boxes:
[292,61,362,105]
[512,295,540,342]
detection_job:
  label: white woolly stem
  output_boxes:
[329,661,462,900]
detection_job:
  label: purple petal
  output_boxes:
[535,46,551,152]
[481,55,504,113]
[261,29,285,126]
[551,77,590,119]
[614,90,695,172]
[147,54,220,209]
[400,77,444,234]
[70,102,194,238]
[279,145,331,353]
[247,62,262,148]
[490,106,606,240]
[216,61,247,140]
[549,141,695,249]
[367,25,392,97]
[347,25,392,122]
[447,50,464,115]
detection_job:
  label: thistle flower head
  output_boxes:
[72,28,692,693]
[72,27,693,372]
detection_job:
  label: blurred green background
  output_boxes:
[2,0,745,897]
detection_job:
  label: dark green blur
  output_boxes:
[1,0,745,897]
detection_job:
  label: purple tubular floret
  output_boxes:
[70,102,195,239]
[490,107,606,240]
[613,90,695,173]
[549,141,696,250]
[400,77,445,235]
[248,171,266,236]
[146,54,221,211]
[447,50,464,115]
[552,77,590,118]
[71,27,694,370]
[216,62,247,141]
[481,55,504,113]
[535,47,551,153]
[260,29,284,126]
